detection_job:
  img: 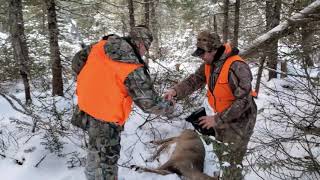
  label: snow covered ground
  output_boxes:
[0,80,221,180]
[1,60,318,180]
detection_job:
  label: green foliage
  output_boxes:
[41,128,65,156]
[0,43,20,81]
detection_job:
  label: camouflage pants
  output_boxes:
[85,117,123,180]
[213,121,255,180]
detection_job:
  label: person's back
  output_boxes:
[72,26,174,180]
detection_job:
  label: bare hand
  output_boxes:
[163,89,177,101]
[198,115,218,129]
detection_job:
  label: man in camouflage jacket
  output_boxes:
[164,31,257,180]
[72,25,174,180]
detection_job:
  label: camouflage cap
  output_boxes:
[129,25,153,50]
[192,30,221,57]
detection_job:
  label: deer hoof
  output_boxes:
[130,165,143,173]
[145,156,156,162]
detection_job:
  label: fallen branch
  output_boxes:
[240,1,320,58]
[34,154,47,168]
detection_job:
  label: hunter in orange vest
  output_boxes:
[72,25,174,180]
[204,43,257,113]
[77,39,143,126]
[164,30,257,180]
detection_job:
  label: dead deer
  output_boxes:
[131,129,218,180]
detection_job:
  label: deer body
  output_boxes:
[132,129,218,180]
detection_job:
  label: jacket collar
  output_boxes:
[212,43,239,66]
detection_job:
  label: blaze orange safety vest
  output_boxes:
[205,44,256,113]
[77,40,143,126]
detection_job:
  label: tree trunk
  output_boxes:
[222,0,229,43]
[239,1,320,58]
[213,15,218,34]
[233,0,240,47]
[266,43,278,80]
[255,55,266,96]
[280,60,287,78]
[295,0,315,68]
[8,0,32,104]
[45,0,64,96]
[144,0,150,28]
[301,25,314,67]
[265,0,281,81]
[150,0,160,57]
[128,0,135,30]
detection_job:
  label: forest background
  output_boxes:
[0,0,319,179]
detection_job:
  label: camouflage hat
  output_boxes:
[129,25,153,50]
[192,31,221,57]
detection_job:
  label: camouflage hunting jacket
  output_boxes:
[72,35,173,116]
[173,45,257,128]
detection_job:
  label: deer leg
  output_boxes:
[150,137,175,145]
[147,137,176,162]
[158,160,182,175]
[130,165,172,175]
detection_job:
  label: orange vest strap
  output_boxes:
[204,51,248,112]
[218,55,244,83]
[223,43,232,55]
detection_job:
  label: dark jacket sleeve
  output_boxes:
[217,61,254,124]
[173,63,206,99]
[124,67,174,115]
[71,45,92,75]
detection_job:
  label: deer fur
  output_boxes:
[131,129,218,180]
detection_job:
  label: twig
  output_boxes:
[34,154,47,168]
[0,93,29,116]
[245,156,266,180]
[150,58,174,74]
[251,62,319,80]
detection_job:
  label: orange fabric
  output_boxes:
[251,90,258,97]
[77,40,143,126]
[205,55,244,112]
[223,43,232,55]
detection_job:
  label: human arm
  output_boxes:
[71,45,92,75]
[165,63,206,100]
[125,67,174,115]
